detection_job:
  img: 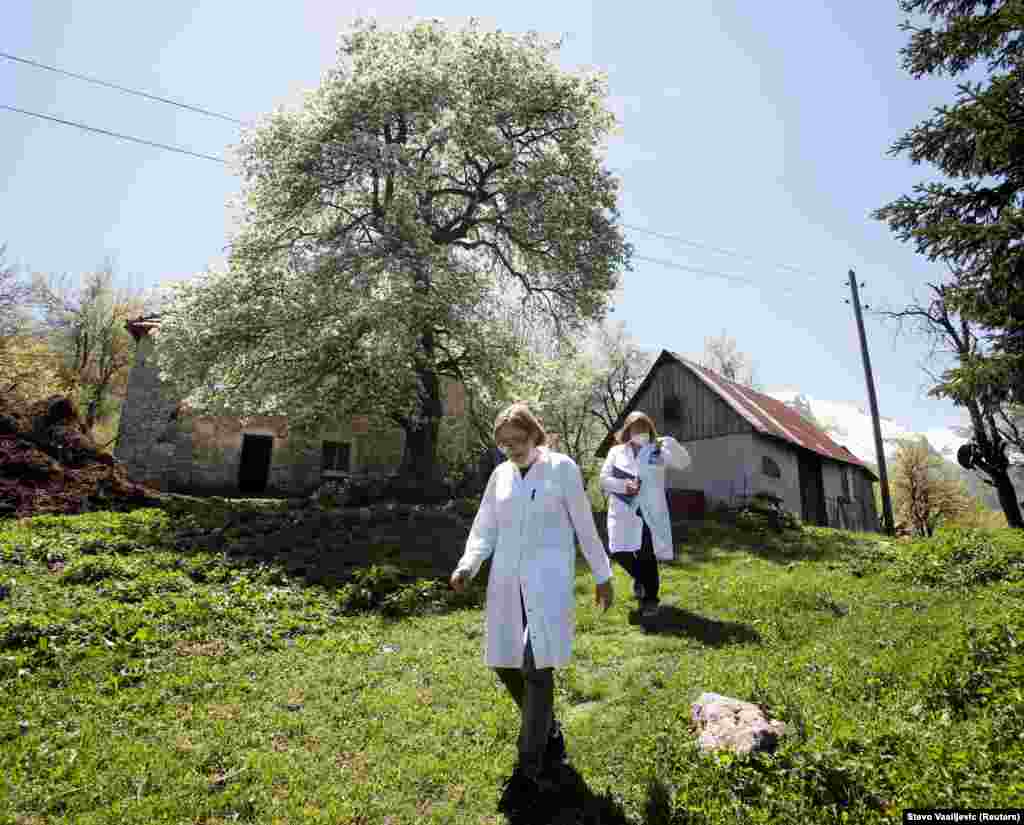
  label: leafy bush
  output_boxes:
[60,556,129,585]
[0,616,52,650]
[732,497,802,533]
[923,610,1024,721]
[890,527,1024,589]
[335,565,405,614]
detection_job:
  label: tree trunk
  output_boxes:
[399,308,444,481]
[400,415,440,481]
[991,467,1024,528]
[85,396,99,434]
[963,396,1024,529]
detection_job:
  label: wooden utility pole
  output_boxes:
[847,270,895,535]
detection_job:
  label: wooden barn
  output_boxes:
[595,350,880,532]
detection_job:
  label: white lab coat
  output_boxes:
[454,447,613,670]
[599,436,692,560]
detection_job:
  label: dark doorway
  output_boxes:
[796,450,827,526]
[238,434,273,495]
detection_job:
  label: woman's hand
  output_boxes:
[595,580,614,612]
[450,569,470,592]
[624,479,640,496]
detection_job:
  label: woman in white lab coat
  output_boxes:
[450,403,614,812]
[600,411,691,618]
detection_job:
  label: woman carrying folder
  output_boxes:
[599,411,691,617]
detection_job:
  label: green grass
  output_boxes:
[1,505,1023,824]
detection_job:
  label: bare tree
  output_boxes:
[0,243,33,337]
[30,260,147,433]
[700,330,759,388]
[877,281,1023,529]
[585,320,656,433]
[891,437,971,537]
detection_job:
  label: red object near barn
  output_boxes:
[668,488,706,520]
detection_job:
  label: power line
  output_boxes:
[632,253,803,298]
[1,104,229,164]
[0,51,250,126]
[2,51,878,302]
[624,223,829,283]
[0,100,827,299]
[1,51,845,293]
[0,53,869,306]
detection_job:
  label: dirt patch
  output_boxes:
[175,640,228,657]
[0,394,162,518]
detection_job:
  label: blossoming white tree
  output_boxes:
[155,18,631,482]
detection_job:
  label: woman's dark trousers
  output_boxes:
[493,592,554,779]
[610,519,660,606]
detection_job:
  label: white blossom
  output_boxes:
[154,18,630,468]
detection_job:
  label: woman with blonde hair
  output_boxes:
[450,402,614,813]
[600,411,691,617]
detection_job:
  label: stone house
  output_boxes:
[114,315,468,497]
[595,350,881,532]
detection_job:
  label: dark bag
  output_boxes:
[609,465,641,507]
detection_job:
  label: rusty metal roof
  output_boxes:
[596,349,878,480]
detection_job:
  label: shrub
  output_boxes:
[923,610,1024,725]
[60,556,129,585]
[890,527,1024,589]
[0,616,50,650]
[334,564,406,614]
[731,494,802,533]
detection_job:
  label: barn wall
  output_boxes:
[750,436,803,517]
[820,459,880,532]
[669,433,758,506]
[592,354,883,530]
[855,470,880,532]
[637,362,752,442]
[821,461,844,502]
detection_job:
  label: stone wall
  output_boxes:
[114,334,181,490]
[116,329,409,497]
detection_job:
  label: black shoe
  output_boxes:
[544,720,568,770]
[498,767,549,815]
[640,600,660,618]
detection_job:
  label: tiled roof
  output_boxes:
[596,350,878,479]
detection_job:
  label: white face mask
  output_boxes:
[630,433,651,447]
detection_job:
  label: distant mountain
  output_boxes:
[764,390,965,467]
[764,390,1021,512]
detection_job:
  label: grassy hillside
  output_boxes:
[1,504,1022,823]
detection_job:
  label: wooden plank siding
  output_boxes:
[593,350,880,532]
[854,470,880,531]
[642,362,752,441]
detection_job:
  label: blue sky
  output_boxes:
[2,1,985,437]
